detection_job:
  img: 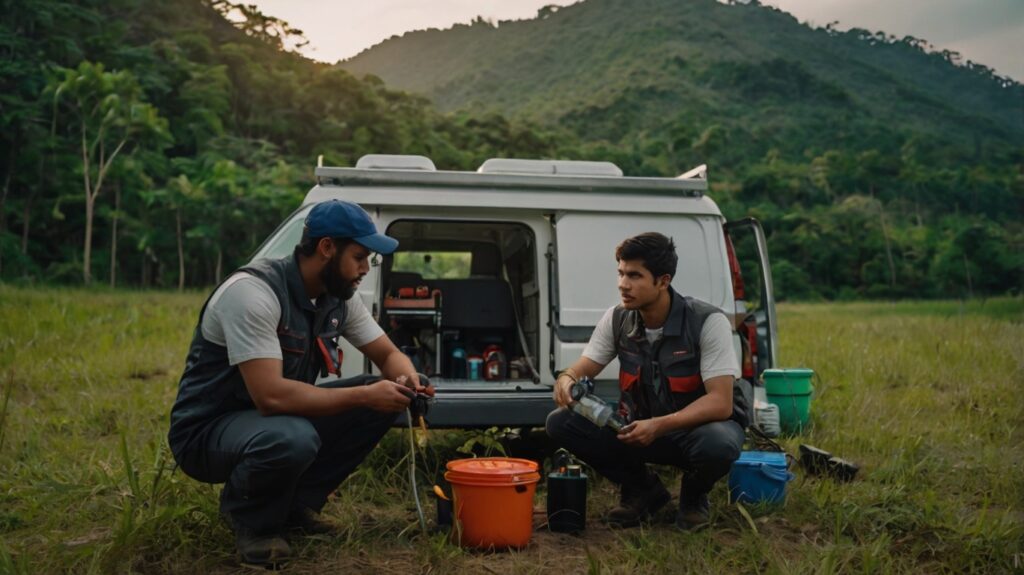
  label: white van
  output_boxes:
[251,155,778,428]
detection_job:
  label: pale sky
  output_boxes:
[253,0,1024,81]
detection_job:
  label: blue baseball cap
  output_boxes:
[304,200,399,254]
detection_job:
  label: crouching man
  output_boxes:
[547,232,750,530]
[168,200,432,566]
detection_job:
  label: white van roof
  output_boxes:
[306,155,721,216]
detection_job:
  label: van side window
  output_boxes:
[393,252,471,279]
[250,205,313,260]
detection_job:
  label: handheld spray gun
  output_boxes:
[568,377,627,431]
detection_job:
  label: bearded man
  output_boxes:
[168,199,430,566]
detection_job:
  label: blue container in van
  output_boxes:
[728,451,794,505]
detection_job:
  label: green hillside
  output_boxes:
[344,0,1021,165]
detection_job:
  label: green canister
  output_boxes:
[762,368,814,434]
[547,463,587,533]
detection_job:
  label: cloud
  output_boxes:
[764,0,1024,79]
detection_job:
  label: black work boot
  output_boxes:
[606,473,670,528]
[286,506,335,535]
[235,528,291,567]
[676,484,711,532]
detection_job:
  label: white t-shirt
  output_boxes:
[582,306,740,381]
[201,272,384,366]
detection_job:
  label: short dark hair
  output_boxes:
[615,232,677,280]
[295,227,355,257]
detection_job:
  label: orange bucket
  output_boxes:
[444,457,541,549]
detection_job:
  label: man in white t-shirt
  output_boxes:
[169,200,432,566]
[547,232,749,531]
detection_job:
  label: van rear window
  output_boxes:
[392,252,472,279]
[555,213,729,324]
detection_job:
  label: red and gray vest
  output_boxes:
[168,253,348,455]
[613,289,751,427]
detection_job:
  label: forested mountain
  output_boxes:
[1,0,1020,299]
[344,0,1021,170]
[343,0,1023,299]
[0,0,564,289]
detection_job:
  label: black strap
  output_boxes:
[611,305,627,350]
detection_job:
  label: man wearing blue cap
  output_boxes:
[168,200,431,566]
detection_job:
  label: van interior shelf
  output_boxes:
[383,293,443,373]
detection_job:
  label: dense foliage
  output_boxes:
[1,0,1021,299]
[0,0,565,289]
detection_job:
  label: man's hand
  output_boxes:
[360,336,435,397]
[552,358,605,407]
[396,374,435,398]
[362,380,414,413]
[553,374,576,407]
[617,418,664,447]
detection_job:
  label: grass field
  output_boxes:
[0,285,1021,574]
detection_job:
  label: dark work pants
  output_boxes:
[545,408,744,500]
[174,377,397,535]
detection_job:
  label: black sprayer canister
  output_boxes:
[547,450,587,533]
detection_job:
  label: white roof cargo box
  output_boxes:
[355,154,436,171]
[478,158,623,177]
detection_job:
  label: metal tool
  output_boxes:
[568,377,626,431]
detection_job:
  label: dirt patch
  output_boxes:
[129,367,167,381]
[275,526,627,575]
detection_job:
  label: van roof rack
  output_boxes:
[678,164,707,180]
[314,156,706,197]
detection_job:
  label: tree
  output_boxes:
[165,174,199,291]
[46,61,168,283]
[206,0,309,52]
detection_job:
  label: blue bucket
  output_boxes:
[728,451,795,505]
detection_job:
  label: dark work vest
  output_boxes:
[614,289,750,427]
[167,253,348,455]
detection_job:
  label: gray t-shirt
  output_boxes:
[582,307,740,381]
[201,272,384,366]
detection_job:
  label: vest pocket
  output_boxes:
[618,368,640,392]
[278,329,306,355]
[278,332,307,378]
[667,374,702,393]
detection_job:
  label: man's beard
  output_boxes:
[321,252,358,301]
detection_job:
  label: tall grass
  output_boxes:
[0,371,13,452]
[0,285,1020,573]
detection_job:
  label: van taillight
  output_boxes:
[724,231,745,301]
[724,229,756,379]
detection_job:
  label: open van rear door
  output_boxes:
[549,211,733,399]
[724,218,778,374]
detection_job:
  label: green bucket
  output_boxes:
[762,368,814,434]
